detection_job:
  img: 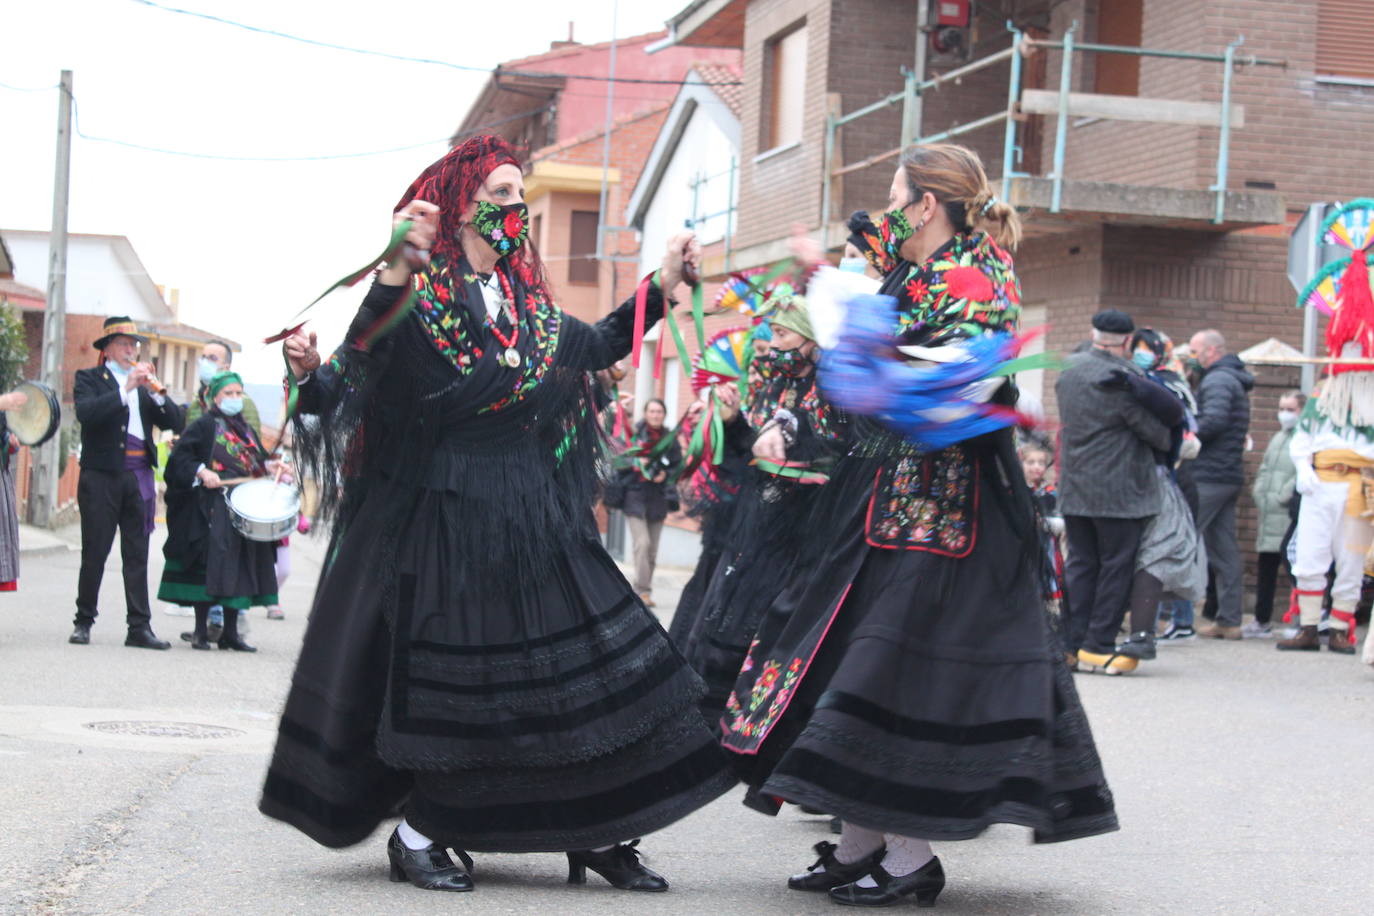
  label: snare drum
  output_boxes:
[225,478,300,543]
[4,380,61,447]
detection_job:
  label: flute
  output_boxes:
[136,362,167,396]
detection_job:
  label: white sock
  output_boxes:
[855,834,934,888]
[591,844,615,852]
[397,819,433,850]
[834,822,885,865]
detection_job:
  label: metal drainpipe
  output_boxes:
[596,0,619,264]
[1001,26,1024,189]
[1050,23,1075,213]
[1212,37,1242,225]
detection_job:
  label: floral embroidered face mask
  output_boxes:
[469,201,529,257]
[770,346,815,378]
[879,205,916,262]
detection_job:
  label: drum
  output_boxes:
[224,478,300,543]
[4,380,61,447]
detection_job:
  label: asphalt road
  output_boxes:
[1,528,1372,915]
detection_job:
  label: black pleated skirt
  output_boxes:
[721,448,1119,844]
[259,482,735,852]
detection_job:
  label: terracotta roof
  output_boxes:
[144,322,241,350]
[0,277,45,309]
[693,62,743,118]
[501,30,669,69]
[530,102,673,162]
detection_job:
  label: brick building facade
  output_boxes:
[664,0,1374,603]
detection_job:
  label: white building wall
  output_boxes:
[3,231,172,322]
[637,110,738,277]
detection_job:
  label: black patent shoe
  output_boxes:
[190,634,212,651]
[386,828,474,891]
[829,857,944,908]
[125,627,171,650]
[788,841,886,892]
[69,623,91,645]
[566,841,667,891]
[217,636,257,652]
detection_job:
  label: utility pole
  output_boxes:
[30,69,72,527]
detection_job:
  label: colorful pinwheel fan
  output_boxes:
[691,326,751,393]
[1296,200,1374,362]
[714,269,776,318]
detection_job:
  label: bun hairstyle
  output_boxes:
[899,143,1022,251]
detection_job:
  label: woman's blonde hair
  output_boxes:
[899,143,1022,250]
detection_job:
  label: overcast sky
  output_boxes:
[2,0,686,382]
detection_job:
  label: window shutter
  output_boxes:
[1317,0,1374,80]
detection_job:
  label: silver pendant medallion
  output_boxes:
[504,348,522,369]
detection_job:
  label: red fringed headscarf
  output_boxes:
[394,134,547,291]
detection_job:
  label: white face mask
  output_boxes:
[198,358,221,384]
[1277,410,1299,431]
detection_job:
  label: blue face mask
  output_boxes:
[198,358,221,384]
[218,397,244,417]
[105,360,129,377]
[838,257,868,274]
[1132,349,1156,370]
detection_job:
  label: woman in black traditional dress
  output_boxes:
[683,293,842,719]
[158,371,277,652]
[260,135,734,894]
[720,144,1118,907]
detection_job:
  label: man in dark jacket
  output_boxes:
[70,317,185,649]
[1187,328,1254,640]
[1056,310,1173,663]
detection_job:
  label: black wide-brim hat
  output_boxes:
[93,316,148,351]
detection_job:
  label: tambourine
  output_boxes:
[4,380,61,447]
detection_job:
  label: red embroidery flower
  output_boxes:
[435,283,451,303]
[944,266,994,302]
[905,277,930,302]
[503,211,525,238]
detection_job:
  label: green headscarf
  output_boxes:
[207,370,243,399]
[769,291,815,342]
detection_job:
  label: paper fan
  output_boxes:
[691,326,750,392]
[1321,199,1374,252]
[714,269,774,318]
[1296,253,1374,315]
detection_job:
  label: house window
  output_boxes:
[1093,0,1142,96]
[1317,0,1374,80]
[763,22,807,151]
[568,210,599,284]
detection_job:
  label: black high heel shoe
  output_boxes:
[788,841,886,891]
[829,856,944,908]
[386,828,474,892]
[566,841,667,891]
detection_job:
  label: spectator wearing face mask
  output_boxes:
[186,340,262,434]
[1247,391,1306,637]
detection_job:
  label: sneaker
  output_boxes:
[1197,623,1243,640]
[1159,624,1196,642]
[162,604,193,617]
[1241,621,1273,639]
[266,605,285,620]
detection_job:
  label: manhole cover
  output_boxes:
[82,720,245,740]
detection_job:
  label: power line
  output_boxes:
[0,79,61,92]
[129,0,741,86]
[65,94,553,161]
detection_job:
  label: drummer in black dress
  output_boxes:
[260,135,734,895]
[157,371,279,652]
[721,144,1118,907]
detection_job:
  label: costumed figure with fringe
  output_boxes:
[259,136,735,894]
[719,145,1118,909]
[1278,199,1374,662]
[681,287,844,720]
[158,371,278,652]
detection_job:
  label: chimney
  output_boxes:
[550,21,578,51]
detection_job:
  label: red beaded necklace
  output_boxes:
[486,267,525,368]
